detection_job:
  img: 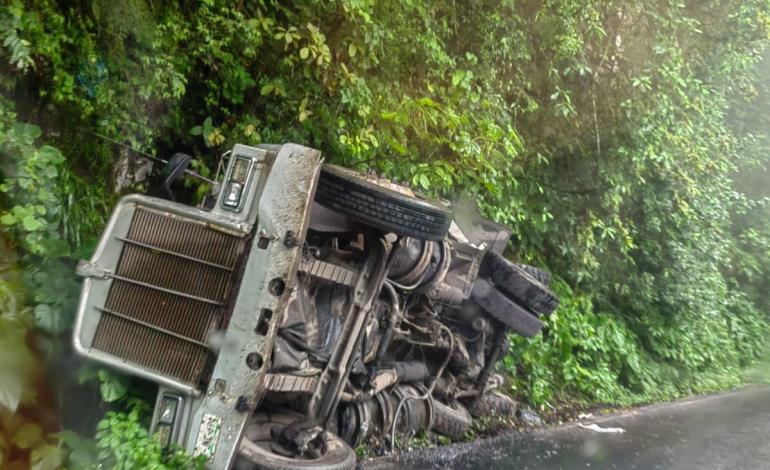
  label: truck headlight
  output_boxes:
[220,156,252,212]
[152,393,182,447]
[222,181,244,208]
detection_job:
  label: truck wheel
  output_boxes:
[234,411,356,470]
[516,263,551,286]
[471,279,544,337]
[480,251,559,316]
[431,400,472,441]
[467,392,517,419]
[314,164,452,241]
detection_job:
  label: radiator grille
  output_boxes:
[92,207,245,387]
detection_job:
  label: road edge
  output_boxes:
[359,384,768,469]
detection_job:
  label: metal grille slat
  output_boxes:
[93,315,209,385]
[117,236,233,271]
[128,209,241,267]
[104,281,221,342]
[97,307,211,349]
[107,274,223,306]
[92,206,244,388]
[115,245,231,301]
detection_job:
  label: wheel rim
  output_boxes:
[239,411,351,465]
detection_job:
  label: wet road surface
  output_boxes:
[363,386,770,470]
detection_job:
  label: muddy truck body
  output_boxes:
[73,143,558,469]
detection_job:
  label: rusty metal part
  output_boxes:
[264,373,317,393]
[310,236,393,424]
[338,387,395,447]
[185,144,322,468]
[417,240,452,293]
[474,325,509,396]
[374,281,401,367]
[389,324,453,448]
[369,368,399,393]
[390,384,435,441]
[299,257,357,286]
[388,238,434,288]
[280,235,394,454]
[339,382,436,448]
[471,316,489,333]
[91,206,245,387]
[425,281,465,305]
[338,367,400,403]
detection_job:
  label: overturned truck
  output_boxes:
[73,143,558,469]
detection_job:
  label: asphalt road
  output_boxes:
[363,386,770,470]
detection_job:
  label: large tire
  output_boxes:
[480,251,559,316]
[431,400,472,441]
[314,164,452,241]
[234,411,356,470]
[471,279,543,337]
[516,263,551,286]
[467,392,517,419]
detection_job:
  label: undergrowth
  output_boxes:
[1,0,770,467]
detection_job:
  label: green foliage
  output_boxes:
[2,406,68,470]
[0,268,67,470]
[55,430,99,469]
[77,364,130,403]
[0,111,64,256]
[0,314,35,414]
[506,280,770,408]
[0,100,104,337]
[0,0,769,458]
[89,401,205,470]
[0,1,34,72]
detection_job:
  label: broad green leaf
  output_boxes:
[53,430,81,449]
[33,304,66,335]
[21,215,43,231]
[30,444,65,470]
[69,438,99,468]
[0,213,17,225]
[13,122,41,140]
[451,71,463,87]
[0,318,35,413]
[77,363,99,384]
[416,97,436,107]
[98,369,128,402]
[11,422,42,449]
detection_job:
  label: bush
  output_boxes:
[0,0,769,455]
[507,280,770,409]
[90,402,205,470]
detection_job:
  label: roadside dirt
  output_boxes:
[358,386,757,468]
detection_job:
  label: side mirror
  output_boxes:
[156,152,192,201]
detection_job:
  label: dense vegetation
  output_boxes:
[2,0,770,467]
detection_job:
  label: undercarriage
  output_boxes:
[73,143,558,469]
